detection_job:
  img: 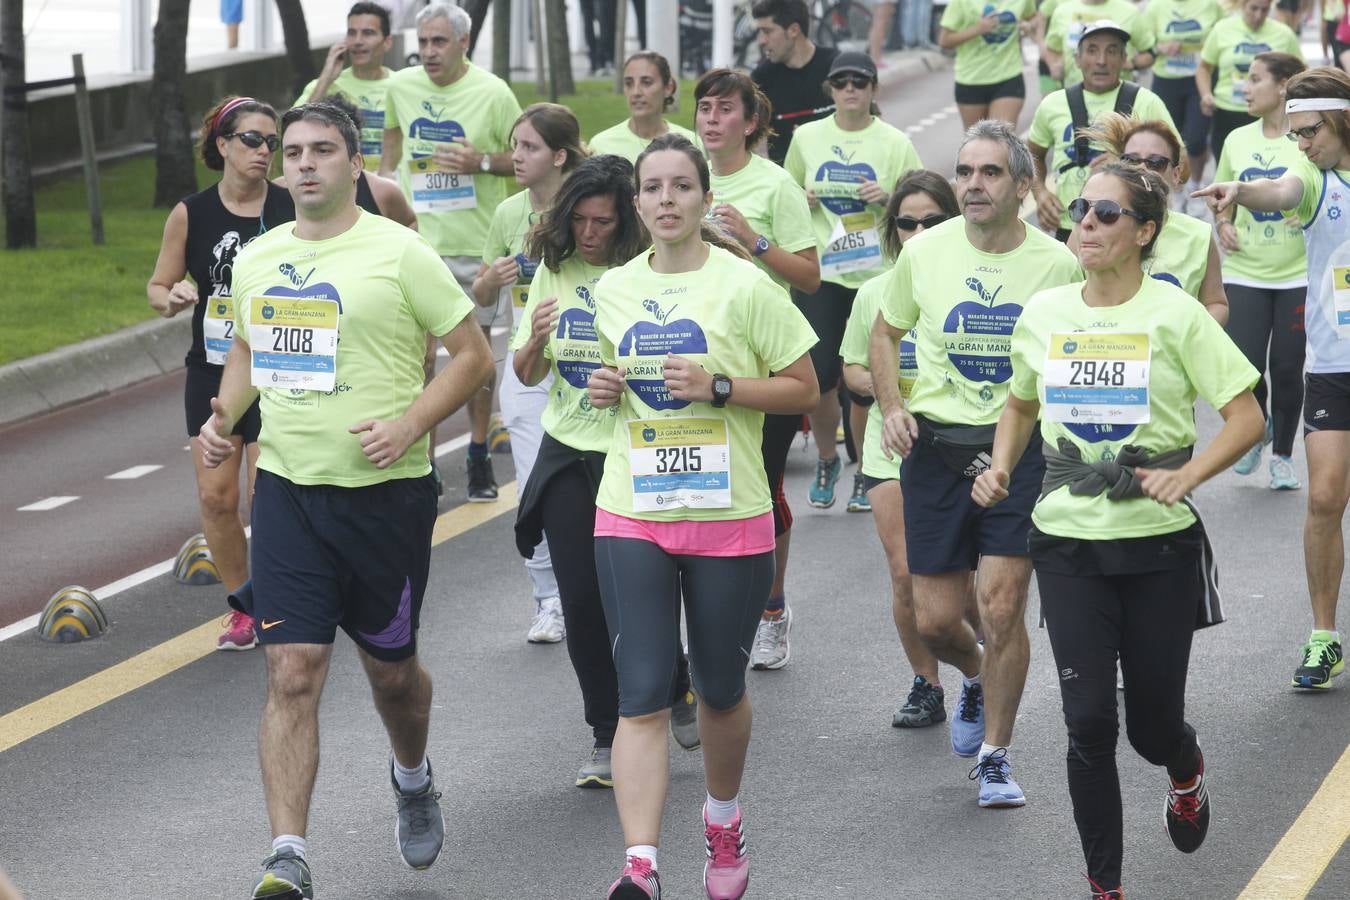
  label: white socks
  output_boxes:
[705,793,740,826]
[272,834,307,859]
[979,742,1005,761]
[963,672,982,688]
[393,755,430,792]
[625,844,658,870]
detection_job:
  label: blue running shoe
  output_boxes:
[950,680,985,757]
[1269,455,1302,491]
[808,456,842,509]
[968,747,1026,808]
[1233,418,1272,475]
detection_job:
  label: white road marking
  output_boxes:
[106,465,163,480]
[17,496,79,512]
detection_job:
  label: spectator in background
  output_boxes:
[901,0,937,49]
[751,0,840,164]
[869,2,900,66]
[222,0,243,49]
[581,0,649,76]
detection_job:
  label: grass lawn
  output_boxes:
[0,78,695,366]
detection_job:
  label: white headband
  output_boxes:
[1286,98,1350,113]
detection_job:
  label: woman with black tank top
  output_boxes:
[147,95,295,652]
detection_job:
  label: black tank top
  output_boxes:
[182,182,295,368]
[356,172,381,215]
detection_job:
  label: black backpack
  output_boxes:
[1058,81,1139,173]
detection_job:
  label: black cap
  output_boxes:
[828,51,878,81]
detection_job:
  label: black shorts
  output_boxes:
[954,73,1026,106]
[844,386,875,407]
[792,281,856,393]
[1304,372,1350,432]
[900,430,1044,574]
[862,473,897,494]
[761,411,801,536]
[1150,74,1210,158]
[244,469,438,661]
[1276,0,1298,10]
[185,364,261,443]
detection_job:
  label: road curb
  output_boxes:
[0,315,190,428]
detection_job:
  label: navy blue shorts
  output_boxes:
[1150,74,1210,159]
[245,469,438,661]
[899,433,1043,574]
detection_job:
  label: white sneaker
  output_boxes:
[527,596,565,643]
[749,606,791,670]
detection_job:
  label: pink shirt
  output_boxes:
[594,509,775,557]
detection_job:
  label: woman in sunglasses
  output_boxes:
[1211,51,1307,489]
[147,95,295,652]
[784,50,922,514]
[973,162,1263,900]
[1078,113,1228,324]
[839,169,966,730]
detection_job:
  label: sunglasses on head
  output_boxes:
[1287,119,1327,142]
[829,74,872,90]
[895,213,948,231]
[1119,152,1173,173]
[225,131,280,152]
[1067,197,1147,225]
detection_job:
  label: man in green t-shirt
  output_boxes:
[294,2,395,173]
[870,120,1081,809]
[198,102,493,900]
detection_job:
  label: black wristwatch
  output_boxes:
[751,234,770,257]
[711,373,733,408]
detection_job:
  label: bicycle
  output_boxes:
[814,0,873,51]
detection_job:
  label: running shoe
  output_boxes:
[1087,875,1124,900]
[807,456,842,509]
[217,610,258,651]
[466,454,498,502]
[576,746,613,789]
[892,675,946,728]
[845,472,871,513]
[749,606,791,670]
[487,413,512,454]
[950,679,985,757]
[527,596,566,643]
[1292,634,1345,689]
[1164,749,1210,853]
[1233,418,1272,475]
[391,757,445,870]
[251,848,313,899]
[968,747,1026,808]
[1269,455,1302,491]
[608,856,661,899]
[703,806,749,900]
[671,689,701,751]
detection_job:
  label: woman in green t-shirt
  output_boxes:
[588,134,819,900]
[939,0,1035,129]
[973,163,1262,899]
[588,51,700,164]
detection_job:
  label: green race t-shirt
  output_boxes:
[1028,83,1177,230]
[295,67,393,172]
[1045,0,1156,87]
[1212,119,1308,287]
[481,190,542,341]
[588,119,701,163]
[1200,15,1302,113]
[1143,211,1212,298]
[840,274,918,480]
[881,217,1081,425]
[1010,277,1258,538]
[784,115,923,288]
[1144,0,1223,80]
[709,154,816,289]
[383,62,523,256]
[594,245,818,521]
[509,255,617,452]
[940,0,1035,86]
[232,212,475,487]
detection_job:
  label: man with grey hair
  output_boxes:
[380,2,522,504]
[869,119,1080,809]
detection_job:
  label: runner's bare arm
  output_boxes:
[367,171,419,229]
[842,362,873,397]
[1138,390,1262,505]
[1193,173,1302,214]
[663,352,818,414]
[378,128,402,178]
[1200,238,1229,326]
[869,311,917,457]
[147,202,196,317]
[200,337,259,468]
[513,296,559,387]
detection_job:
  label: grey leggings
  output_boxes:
[595,537,775,717]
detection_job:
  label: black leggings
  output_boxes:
[1223,283,1306,456]
[596,537,774,717]
[762,412,801,537]
[1210,107,1255,163]
[540,460,689,747]
[1038,561,1203,889]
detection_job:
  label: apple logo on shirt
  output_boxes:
[980,5,1019,45]
[619,298,710,410]
[1239,154,1289,223]
[555,284,601,388]
[408,100,466,152]
[942,277,1020,385]
[815,146,878,216]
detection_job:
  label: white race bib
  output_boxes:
[1164,52,1197,76]
[1231,76,1248,103]
[248,296,340,391]
[408,158,477,212]
[1332,265,1350,339]
[1043,332,1151,425]
[203,295,235,366]
[820,212,882,279]
[627,417,732,511]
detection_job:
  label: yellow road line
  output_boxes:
[1238,740,1350,899]
[0,483,518,756]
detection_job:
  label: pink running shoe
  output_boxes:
[217,610,258,651]
[703,807,749,900]
[608,856,661,899]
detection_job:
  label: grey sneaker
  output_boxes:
[391,757,445,869]
[892,675,946,728]
[750,606,791,670]
[576,746,613,788]
[251,848,313,899]
[670,689,701,750]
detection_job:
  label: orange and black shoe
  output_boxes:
[1164,749,1210,854]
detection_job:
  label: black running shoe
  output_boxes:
[1164,750,1210,853]
[466,454,498,502]
[892,675,946,728]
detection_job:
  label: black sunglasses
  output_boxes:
[1119,152,1173,173]
[225,131,280,152]
[829,74,872,90]
[1067,197,1147,225]
[895,213,948,231]
[1287,120,1327,142]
